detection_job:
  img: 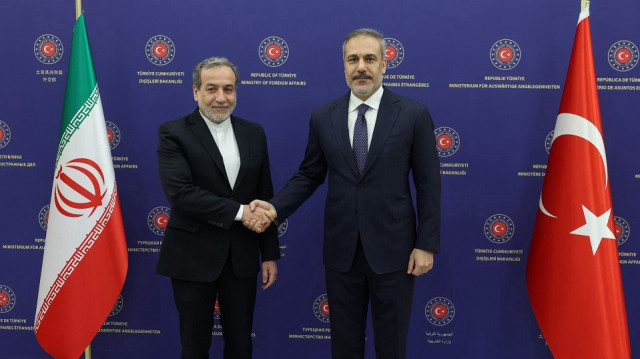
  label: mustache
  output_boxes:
[353,73,372,80]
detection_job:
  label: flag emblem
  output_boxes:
[109,295,124,317]
[614,216,631,246]
[384,38,405,69]
[53,158,107,218]
[483,214,515,244]
[490,39,522,70]
[147,206,171,235]
[313,294,330,323]
[38,205,50,231]
[259,36,290,67]
[0,120,11,148]
[607,40,639,72]
[106,121,121,150]
[424,297,455,326]
[145,35,176,66]
[277,218,288,237]
[434,126,461,157]
[34,34,64,64]
[0,285,17,314]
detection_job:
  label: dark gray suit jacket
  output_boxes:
[272,88,440,274]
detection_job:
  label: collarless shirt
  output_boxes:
[200,112,243,220]
[348,86,384,149]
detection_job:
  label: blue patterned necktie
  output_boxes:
[353,103,370,174]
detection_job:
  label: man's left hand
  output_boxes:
[406,249,434,276]
[261,260,278,289]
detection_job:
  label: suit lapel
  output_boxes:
[187,109,230,186]
[330,93,360,177]
[362,89,399,176]
[231,116,250,193]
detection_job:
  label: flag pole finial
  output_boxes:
[581,0,590,11]
[75,0,82,20]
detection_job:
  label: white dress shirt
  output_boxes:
[348,86,384,149]
[201,112,243,220]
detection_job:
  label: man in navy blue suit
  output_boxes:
[250,28,441,358]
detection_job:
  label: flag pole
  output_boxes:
[76,0,91,355]
[76,0,82,19]
[581,0,589,11]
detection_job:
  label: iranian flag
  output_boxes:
[526,5,631,358]
[34,15,128,359]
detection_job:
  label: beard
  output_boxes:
[349,73,380,97]
[202,102,236,124]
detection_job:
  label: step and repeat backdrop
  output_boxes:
[1,0,639,357]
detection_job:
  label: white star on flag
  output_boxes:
[570,205,616,255]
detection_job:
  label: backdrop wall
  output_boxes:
[1,0,639,357]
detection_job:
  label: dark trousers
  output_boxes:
[325,241,415,359]
[171,258,257,359]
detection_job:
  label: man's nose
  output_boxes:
[214,89,226,102]
[356,59,367,72]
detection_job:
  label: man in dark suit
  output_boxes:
[156,57,280,359]
[249,29,441,358]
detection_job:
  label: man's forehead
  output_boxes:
[200,68,235,86]
[345,36,382,56]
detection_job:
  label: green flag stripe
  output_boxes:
[56,85,100,163]
[60,14,97,140]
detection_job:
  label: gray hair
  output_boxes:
[342,28,386,60]
[192,57,240,89]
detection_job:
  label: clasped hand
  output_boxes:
[242,200,277,233]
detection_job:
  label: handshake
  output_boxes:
[241,200,277,233]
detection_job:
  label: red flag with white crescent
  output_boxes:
[526,7,630,358]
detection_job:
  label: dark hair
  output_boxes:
[192,57,239,88]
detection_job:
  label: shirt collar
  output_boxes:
[349,86,384,113]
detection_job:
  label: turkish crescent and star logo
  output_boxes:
[147,206,171,236]
[614,216,631,246]
[607,40,639,72]
[109,295,124,316]
[34,34,63,65]
[425,297,455,326]
[0,285,17,314]
[38,205,50,231]
[313,294,330,323]
[490,39,521,70]
[434,127,461,158]
[384,38,405,69]
[539,113,615,255]
[0,120,11,149]
[277,219,288,237]
[53,158,107,218]
[106,121,121,150]
[145,35,176,66]
[259,36,289,67]
[484,214,515,244]
[544,130,554,154]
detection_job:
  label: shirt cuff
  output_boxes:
[234,205,243,221]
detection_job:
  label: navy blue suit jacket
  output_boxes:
[156,109,280,282]
[272,88,441,274]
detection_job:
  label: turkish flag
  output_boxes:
[526,7,631,359]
